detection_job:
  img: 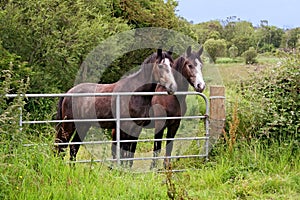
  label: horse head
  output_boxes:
[152,48,177,94]
[185,46,205,92]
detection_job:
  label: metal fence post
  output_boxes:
[116,94,121,165]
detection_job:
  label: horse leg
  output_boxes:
[54,122,75,159]
[150,104,167,169]
[69,131,81,162]
[128,136,138,168]
[150,125,165,169]
[69,124,90,162]
[127,125,143,168]
[164,121,180,169]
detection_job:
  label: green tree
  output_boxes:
[112,0,179,29]
[231,21,255,54]
[254,21,284,52]
[0,0,131,123]
[203,38,227,63]
[281,28,300,49]
[0,0,130,93]
[192,20,223,44]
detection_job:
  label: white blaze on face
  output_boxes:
[160,58,177,92]
[195,58,205,91]
[162,58,171,68]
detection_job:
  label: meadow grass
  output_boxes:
[1,138,299,199]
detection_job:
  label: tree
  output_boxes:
[112,0,179,29]
[0,0,130,92]
[203,38,227,63]
[281,28,300,49]
[254,22,284,52]
[192,20,223,44]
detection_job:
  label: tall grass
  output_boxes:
[1,136,299,199]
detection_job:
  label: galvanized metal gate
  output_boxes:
[6,91,210,169]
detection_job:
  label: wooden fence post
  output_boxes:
[209,86,225,151]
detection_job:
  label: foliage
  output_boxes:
[254,22,284,52]
[281,27,300,49]
[0,54,29,156]
[223,99,239,153]
[192,20,223,44]
[112,0,179,28]
[228,45,239,58]
[242,47,257,64]
[242,52,300,144]
[0,0,130,93]
[0,44,32,91]
[203,38,227,63]
[0,0,132,124]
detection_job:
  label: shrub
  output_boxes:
[228,45,239,58]
[242,47,257,64]
[0,58,29,154]
[242,52,299,144]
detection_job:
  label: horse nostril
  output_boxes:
[197,83,205,92]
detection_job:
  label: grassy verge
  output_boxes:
[1,138,299,199]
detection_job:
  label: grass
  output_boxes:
[1,139,299,199]
[204,54,282,86]
[1,54,299,199]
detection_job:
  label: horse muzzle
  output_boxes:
[166,83,177,95]
[195,83,205,93]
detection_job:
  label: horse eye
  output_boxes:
[188,64,193,68]
[158,64,164,69]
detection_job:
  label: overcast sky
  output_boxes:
[176,0,300,28]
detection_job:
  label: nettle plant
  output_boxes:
[0,50,29,149]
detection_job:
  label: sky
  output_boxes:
[176,0,300,28]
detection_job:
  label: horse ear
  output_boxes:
[197,46,203,57]
[157,48,162,58]
[186,46,192,57]
[167,46,174,56]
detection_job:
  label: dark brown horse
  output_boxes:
[110,49,175,166]
[150,46,204,169]
[55,49,177,161]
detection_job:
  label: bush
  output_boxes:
[242,47,257,64]
[228,45,239,58]
[0,57,29,155]
[241,52,299,144]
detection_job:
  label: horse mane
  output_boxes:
[121,51,174,80]
[143,51,174,64]
[173,56,187,72]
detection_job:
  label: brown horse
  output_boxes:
[110,49,175,166]
[150,46,204,169]
[55,49,177,161]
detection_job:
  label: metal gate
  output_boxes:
[6,91,210,169]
